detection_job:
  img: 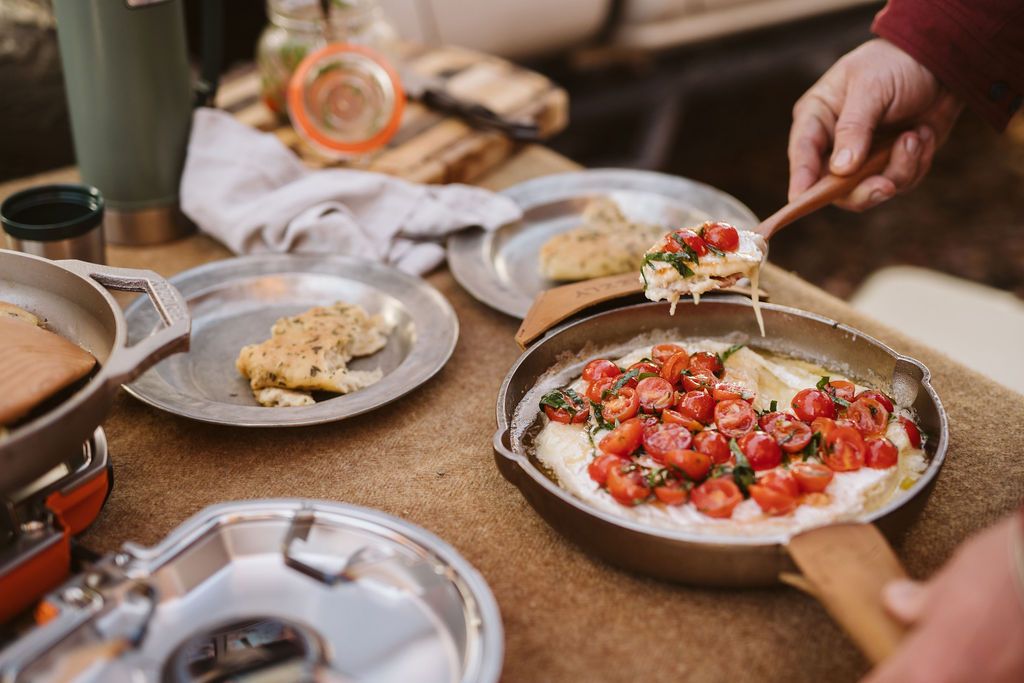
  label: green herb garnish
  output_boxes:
[590,400,615,430]
[769,399,778,413]
[801,432,823,461]
[717,343,746,366]
[816,376,830,390]
[607,368,640,395]
[642,251,696,279]
[539,388,585,420]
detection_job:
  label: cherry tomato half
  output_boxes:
[702,222,740,252]
[682,371,717,392]
[652,343,687,365]
[543,390,588,424]
[865,437,898,469]
[822,426,865,472]
[627,361,661,377]
[665,228,709,257]
[689,351,724,378]
[714,399,757,439]
[599,418,644,456]
[856,389,894,413]
[899,416,922,448]
[713,381,754,403]
[588,453,624,486]
[662,409,704,432]
[642,423,693,463]
[764,414,812,454]
[749,484,797,516]
[586,377,616,403]
[636,376,675,412]
[790,462,834,493]
[665,449,712,482]
[694,430,732,465]
[653,479,688,505]
[607,465,651,506]
[792,388,837,422]
[758,469,799,497]
[825,380,856,402]
[678,390,715,424]
[847,396,890,437]
[582,359,620,383]
[691,478,743,518]
[602,386,640,422]
[739,431,783,471]
[660,351,691,386]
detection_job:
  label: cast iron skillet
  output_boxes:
[0,249,190,493]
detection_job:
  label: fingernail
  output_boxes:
[905,135,919,154]
[869,189,889,204]
[884,579,925,622]
[832,148,853,168]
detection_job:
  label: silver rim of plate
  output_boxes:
[123,254,459,427]
[447,168,759,318]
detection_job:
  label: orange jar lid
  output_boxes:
[287,43,405,159]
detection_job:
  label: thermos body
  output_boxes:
[52,0,195,244]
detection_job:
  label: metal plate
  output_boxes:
[448,169,758,318]
[123,255,458,427]
[0,499,504,683]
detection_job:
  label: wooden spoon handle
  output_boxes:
[786,523,909,664]
[755,136,897,239]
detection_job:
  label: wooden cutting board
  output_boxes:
[217,43,569,184]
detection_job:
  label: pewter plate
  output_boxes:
[447,169,759,318]
[123,255,458,427]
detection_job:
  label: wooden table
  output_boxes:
[2,148,1022,683]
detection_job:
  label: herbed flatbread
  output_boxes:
[236,302,393,407]
[538,198,667,281]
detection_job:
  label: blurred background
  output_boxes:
[3,0,1023,385]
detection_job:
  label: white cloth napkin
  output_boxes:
[180,108,522,274]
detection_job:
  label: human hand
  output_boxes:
[862,513,1024,683]
[788,39,963,211]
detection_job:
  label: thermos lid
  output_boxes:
[1,184,104,242]
[287,43,405,158]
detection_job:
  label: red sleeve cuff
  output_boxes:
[872,0,1024,131]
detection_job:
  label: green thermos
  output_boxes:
[52,0,221,245]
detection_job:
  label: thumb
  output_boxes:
[830,87,887,175]
[882,578,929,625]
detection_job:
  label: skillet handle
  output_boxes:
[58,260,191,385]
[785,522,908,664]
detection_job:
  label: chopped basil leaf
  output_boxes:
[705,242,726,258]
[645,467,670,489]
[732,465,756,497]
[769,399,778,412]
[590,401,615,430]
[610,368,640,394]
[729,438,751,469]
[637,372,661,380]
[801,432,823,461]
[721,344,745,362]
[539,388,584,419]
[833,396,851,408]
[668,234,701,264]
[816,376,830,390]
[642,251,695,279]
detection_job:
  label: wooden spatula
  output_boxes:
[515,139,896,348]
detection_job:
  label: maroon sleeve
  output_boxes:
[872,0,1024,130]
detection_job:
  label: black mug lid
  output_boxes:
[1,184,104,242]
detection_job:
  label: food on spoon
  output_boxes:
[0,305,97,427]
[538,198,669,281]
[640,221,767,332]
[236,302,393,407]
[530,340,927,536]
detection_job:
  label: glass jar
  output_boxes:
[256,0,398,119]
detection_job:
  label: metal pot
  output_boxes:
[493,299,948,587]
[0,249,190,493]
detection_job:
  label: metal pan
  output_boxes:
[493,299,948,583]
[0,249,190,494]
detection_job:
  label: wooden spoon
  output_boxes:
[515,139,896,348]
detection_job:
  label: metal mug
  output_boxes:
[1,184,106,264]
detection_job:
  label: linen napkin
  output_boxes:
[180,108,522,274]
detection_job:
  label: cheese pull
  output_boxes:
[0,317,97,426]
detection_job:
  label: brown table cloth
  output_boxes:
[17,148,1024,682]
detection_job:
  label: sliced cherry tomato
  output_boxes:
[691,478,743,518]
[682,371,717,392]
[652,343,687,365]
[587,453,624,486]
[659,351,691,386]
[835,418,859,430]
[739,431,782,471]
[636,376,675,412]
[653,478,688,505]
[664,228,709,257]
[642,423,693,463]
[758,469,799,497]
[810,417,837,440]
[543,390,588,424]
[599,418,644,456]
[702,222,740,252]
[792,388,837,422]
[582,359,621,383]
[601,386,639,422]
[678,390,715,424]
[693,430,732,464]
[688,351,724,378]
[749,484,797,516]
[586,377,616,403]
[713,381,754,403]
[822,426,865,472]
[764,415,812,454]
[865,437,898,469]
[847,396,890,436]
[856,390,894,413]
[627,361,661,377]
[759,411,786,431]
[606,465,651,506]
[714,399,757,439]
[790,462,834,493]
[825,380,856,402]
[898,416,922,448]
[662,409,704,432]
[665,449,712,482]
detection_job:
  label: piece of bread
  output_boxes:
[538,198,666,281]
